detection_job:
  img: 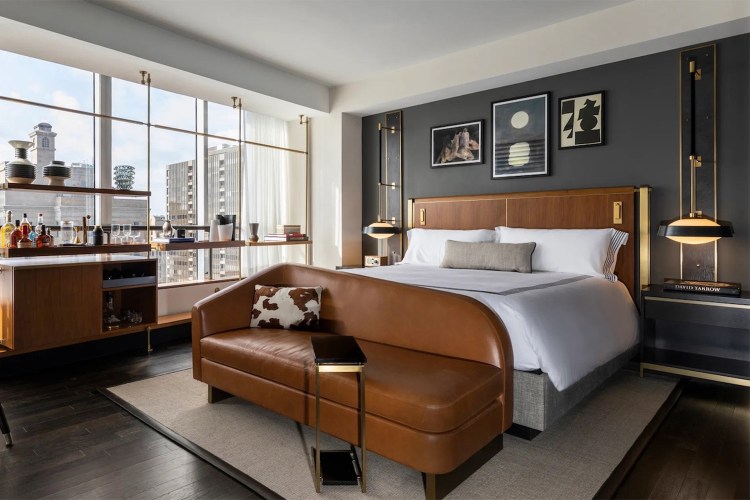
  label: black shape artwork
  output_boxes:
[558,92,604,149]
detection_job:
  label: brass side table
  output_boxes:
[310,335,367,493]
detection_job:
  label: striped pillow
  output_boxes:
[604,229,629,282]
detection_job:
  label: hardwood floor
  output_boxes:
[614,379,750,499]
[0,341,258,499]
[1,339,747,499]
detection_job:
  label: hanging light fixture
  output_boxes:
[657,58,733,245]
[363,123,400,239]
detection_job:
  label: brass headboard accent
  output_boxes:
[407,186,651,301]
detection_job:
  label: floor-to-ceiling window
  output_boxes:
[0,49,307,285]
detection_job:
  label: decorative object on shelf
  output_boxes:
[209,219,220,242]
[176,228,186,238]
[114,164,135,190]
[4,140,36,184]
[657,44,733,283]
[217,214,236,241]
[364,111,402,265]
[431,120,483,167]
[492,93,549,179]
[162,219,173,238]
[559,91,604,149]
[248,223,259,242]
[42,160,71,186]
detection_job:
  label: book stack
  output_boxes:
[264,232,308,242]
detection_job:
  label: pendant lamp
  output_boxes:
[657,58,733,244]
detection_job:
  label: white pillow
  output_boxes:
[402,228,497,266]
[496,226,621,279]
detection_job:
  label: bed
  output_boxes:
[350,186,651,433]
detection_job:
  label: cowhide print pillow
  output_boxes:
[251,285,322,330]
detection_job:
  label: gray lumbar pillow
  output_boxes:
[440,240,536,273]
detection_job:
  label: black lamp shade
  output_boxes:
[363,222,400,239]
[657,214,734,244]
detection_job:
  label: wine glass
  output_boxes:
[111,224,121,244]
[122,224,132,244]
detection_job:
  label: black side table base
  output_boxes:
[311,446,361,486]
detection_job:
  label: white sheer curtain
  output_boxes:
[242,111,291,273]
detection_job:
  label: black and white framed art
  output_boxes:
[559,91,604,149]
[431,120,483,167]
[492,93,549,179]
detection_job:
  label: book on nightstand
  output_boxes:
[663,278,741,296]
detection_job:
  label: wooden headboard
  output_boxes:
[408,186,650,300]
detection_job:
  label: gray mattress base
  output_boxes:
[512,346,638,431]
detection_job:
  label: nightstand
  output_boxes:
[640,285,750,387]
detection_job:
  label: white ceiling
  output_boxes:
[89,0,632,86]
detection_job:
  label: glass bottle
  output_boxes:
[9,220,22,248]
[47,227,54,247]
[32,213,43,243]
[36,225,52,248]
[20,213,32,236]
[0,211,14,248]
[17,225,33,249]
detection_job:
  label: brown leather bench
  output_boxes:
[192,264,513,498]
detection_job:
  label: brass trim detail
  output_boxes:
[644,296,750,310]
[639,186,651,289]
[317,364,365,373]
[419,208,426,226]
[613,201,623,224]
[641,362,750,388]
[407,199,414,230]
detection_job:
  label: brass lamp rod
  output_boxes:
[688,58,702,216]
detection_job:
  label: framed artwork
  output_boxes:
[559,91,604,149]
[492,93,549,179]
[431,120,483,167]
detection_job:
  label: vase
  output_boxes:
[248,223,259,242]
[209,219,220,242]
[5,140,35,184]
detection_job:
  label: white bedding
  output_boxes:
[346,265,638,391]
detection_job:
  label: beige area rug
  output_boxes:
[105,369,676,499]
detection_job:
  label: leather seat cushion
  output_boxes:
[200,329,504,434]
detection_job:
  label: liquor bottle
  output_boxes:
[9,220,22,248]
[36,225,52,248]
[0,211,13,248]
[47,227,54,247]
[17,225,33,249]
[19,213,32,236]
[32,213,43,243]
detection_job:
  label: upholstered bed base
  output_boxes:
[513,346,638,431]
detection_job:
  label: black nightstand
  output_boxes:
[640,285,750,387]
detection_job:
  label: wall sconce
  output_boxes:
[656,45,739,289]
[658,56,734,245]
[363,113,402,265]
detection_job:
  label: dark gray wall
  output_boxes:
[362,34,749,285]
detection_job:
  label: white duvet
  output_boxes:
[346,265,638,391]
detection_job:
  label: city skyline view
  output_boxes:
[0,49,239,219]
